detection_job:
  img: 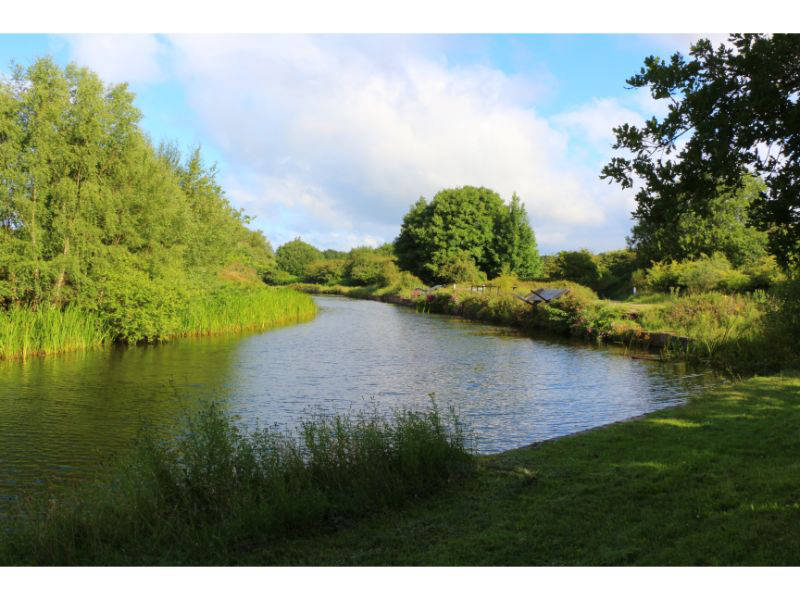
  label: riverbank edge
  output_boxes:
[0,287,318,362]
[290,282,687,353]
[244,371,800,565]
[6,372,797,565]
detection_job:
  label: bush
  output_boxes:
[645,253,760,293]
[303,259,347,285]
[765,279,800,355]
[275,239,323,278]
[437,252,487,284]
[742,255,786,290]
[346,254,395,286]
[262,268,299,286]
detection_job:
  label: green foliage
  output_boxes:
[304,259,347,285]
[594,250,639,298]
[436,251,486,284]
[275,238,323,278]
[545,249,601,289]
[627,175,770,268]
[262,268,299,286]
[765,279,800,357]
[0,401,474,565]
[0,304,110,360]
[643,253,783,294]
[602,34,800,270]
[0,285,316,354]
[394,187,542,283]
[544,249,638,298]
[346,251,395,286]
[0,58,288,351]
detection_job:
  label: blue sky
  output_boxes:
[0,33,727,253]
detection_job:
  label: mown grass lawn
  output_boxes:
[250,373,800,565]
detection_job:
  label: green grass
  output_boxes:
[238,373,800,565]
[0,401,474,565]
[0,304,111,360]
[174,286,317,338]
[296,280,799,376]
[0,286,317,361]
[6,375,799,565]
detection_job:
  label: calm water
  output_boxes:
[0,295,716,504]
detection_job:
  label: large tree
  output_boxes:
[601,34,800,270]
[394,186,542,282]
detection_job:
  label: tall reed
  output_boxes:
[174,286,317,338]
[0,287,317,361]
[0,305,111,361]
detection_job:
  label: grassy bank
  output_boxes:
[241,374,800,565]
[293,280,797,376]
[0,286,317,361]
[0,402,473,565]
[3,375,799,565]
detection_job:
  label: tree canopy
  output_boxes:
[0,58,274,324]
[627,175,769,268]
[394,186,542,283]
[601,34,800,271]
[275,238,323,277]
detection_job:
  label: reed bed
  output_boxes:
[0,401,474,565]
[0,305,111,361]
[174,286,317,338]
[0,287,317,361]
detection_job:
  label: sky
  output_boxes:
[0,32,732,254]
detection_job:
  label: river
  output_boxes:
[0,294,716,505]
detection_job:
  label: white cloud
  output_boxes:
[163,34,620,250]
[62,33,664,252]
[66,34,167,85]
[555,98,644,146]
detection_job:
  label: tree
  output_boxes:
[0,58,280,339]
[601,34,800,270]
[627,175,769,268]
[304,258,346,285]
[394,186,542,282]
[546,250,601,289]
[275,238,322,277]
[493,193,543,278]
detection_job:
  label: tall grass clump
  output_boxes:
[175,286,317,338]
[0,304,110,360]
[0,401,474,565]
[637,291,798,375]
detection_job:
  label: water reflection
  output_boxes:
[0,295,717,504]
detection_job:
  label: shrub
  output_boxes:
[262,268,299,286]
[346,254,395,286]
[437,252,487,284]
[765,279,800,355]
[304,259,347,285]
[276,239,323,278]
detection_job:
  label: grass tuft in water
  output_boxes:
[0,304,110,360]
